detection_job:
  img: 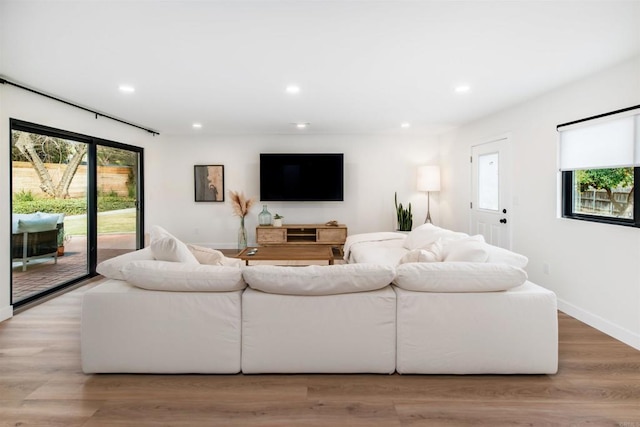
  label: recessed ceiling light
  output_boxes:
[286,85,300,94]
[454,85,470,93]
[192,123,202,129]
[118,85,135,93]
[295,123,309,129]
[401,122,411,128]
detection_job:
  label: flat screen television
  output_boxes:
[260,153,344,201]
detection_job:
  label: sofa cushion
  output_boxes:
[400,249,437,264]
[15,215,59,233]
[187,244,224,264]
[403,223,468,250]
[150,236,199,264]
[442,235,489,263]
[394,262,527,292]
[187,244,244,267]
[242,264,396,295]
[147,225,199,264]
[149,224,175,242]
[96,247,155,280]
[37,212,65,224]
[399,239,444,264]
[13,212,64,234]
[346,240,409,266]
[122,260,246,292]
[484,244,529,268]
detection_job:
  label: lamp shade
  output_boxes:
[417,165,441,192]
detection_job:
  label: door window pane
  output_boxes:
[478,152,499,211]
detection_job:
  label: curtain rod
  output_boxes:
[0,76,160,136]
[556,104,640,131]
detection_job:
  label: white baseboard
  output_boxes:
[557,298,640,351]
[0,305,13,323]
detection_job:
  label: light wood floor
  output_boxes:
[1,280,640,426]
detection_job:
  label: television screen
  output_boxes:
[260,153,344,201]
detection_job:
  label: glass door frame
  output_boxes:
[9,119,144,308]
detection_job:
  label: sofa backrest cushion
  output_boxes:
[399,239,444,264]
[242,263,396,295]
[149,224,175,242]
[13,212,65,233]
[441,235,489,263]
[122,260,246,292]
[185,244,243,267]
[16,216,59,233]
[483,244,529,268]
[146,224,199,264]
[403,223,468,250]
[13,211,65,234]
[187,244,225,264]
[96,247,155,280]
[150,236,199,264]
[394,262,527,292]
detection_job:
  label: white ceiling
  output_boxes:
[1,0,639,136]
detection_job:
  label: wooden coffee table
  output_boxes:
[238,245,334,266]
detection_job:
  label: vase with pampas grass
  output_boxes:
[229,190,255,250]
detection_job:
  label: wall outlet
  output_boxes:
[543,263,550,275]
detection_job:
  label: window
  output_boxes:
[559,106,640,227]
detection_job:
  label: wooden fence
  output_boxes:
[12,162,132,198]
[577,189,632,218]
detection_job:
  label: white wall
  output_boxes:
[440,56,640,350]
[0,84,157,321]
[145,133,439,248]
[1,84,439,320]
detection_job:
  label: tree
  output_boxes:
[13,131,87,199]
[576,167,634,216]
[97,146,136,166]
[11,131,72,163]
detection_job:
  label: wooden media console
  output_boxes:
[255,223,347,255]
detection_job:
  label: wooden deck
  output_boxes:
[12,234,134,303]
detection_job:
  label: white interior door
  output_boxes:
[470,137,511,249]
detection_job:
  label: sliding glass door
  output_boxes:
[96,145,143,264]
[10,119,144,307]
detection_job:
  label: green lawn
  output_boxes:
[64,210,137,236]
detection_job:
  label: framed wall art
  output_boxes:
[194,165,224,202]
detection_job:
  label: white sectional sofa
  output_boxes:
[81,224,558,375]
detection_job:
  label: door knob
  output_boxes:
[502,209,507,214]
[499,218,507,224]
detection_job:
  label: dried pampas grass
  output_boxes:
[229,190,255,217]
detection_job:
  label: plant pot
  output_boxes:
[273,219,282,227]
[57,246,65,256]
